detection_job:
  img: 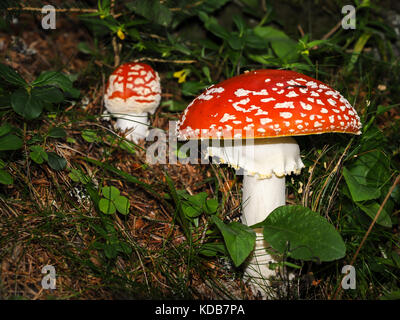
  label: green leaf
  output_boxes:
[205,199,219,214]
[46,152,67,171]
[114,195,130,215]
[48,127,67,138]
[198,11,230,41]
[380,290,400,300]
[342,166,381,202]
[356,201,392,228]
[117,241,132,254]
[254,26,299,62]
[118,140,136,154]
[182,81,207,96]
[188,192,208,208]
[0,63,27,87]
[81,129,100,143]
[32,71,80,98]
[11,88,44,120]
[126,0,172,27]
[199,242,227,257]
[32,87,64,104]
[69,168,90,184]
[102,186,120,200]
[182,202,202,218]
[99,198,116,215]
[29,145,48,164]
[161,100,187,112]
[0,169,13,185]
[104,243,118,258]
[212,216,256,267]
[0,134,23,151]
[0,123,12,137]
[258,205,346,262]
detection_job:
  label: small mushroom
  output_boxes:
[104,62,161,143]
[176,69,362,296]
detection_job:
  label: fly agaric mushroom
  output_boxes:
[176,69,361,295]
[104,62,161,143]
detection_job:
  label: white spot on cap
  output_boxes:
[280,112,293,119]
[286,91,299,98]
[234,89,251,97]
[255,109,269,116]
[260,97,275,103]
[314,121,323,128]
[327,98,337,106]
[300,101,312,110]
[320,108,328,114]
[310,91,320,97]
[220,113,236,123]
[260,118,272,124]
[274,101,294,109]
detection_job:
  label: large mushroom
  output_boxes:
[176,69,362,295]
[104,62,161,143]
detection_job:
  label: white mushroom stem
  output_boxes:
[242,174,286,295]
[114,112,150,144]
[206,136,304,297]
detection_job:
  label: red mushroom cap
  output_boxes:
[104,62,161,115]
[177,69,362,140]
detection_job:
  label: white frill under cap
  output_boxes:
[205,136,305,179]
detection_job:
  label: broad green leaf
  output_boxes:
[212,216,256,267]
[205,199,219,214]
[199,242,227,257]
[188,192,208,208]
[126,0,172,27]
[102,186,120,200]
[0,134,23,151]
[342,167,381,202]
[356,201,392,228]
[32,71,79,98]
[198,11,230,41]
[0,169,13,185]
[114,195,130,215]
[46,152,67,171]
[11,88,44,120]
[182,202,202,218]
[0,123,12,137]
[99,198,117,215]
[258,205,346,262]
[32,87,64,104]
[161,100,187,112]
[48,127,67,138]
[182,81,207,96]
[254,26,299,62]
[0,63,27,86]
[29,145,48,164]
[69,168,90,184]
